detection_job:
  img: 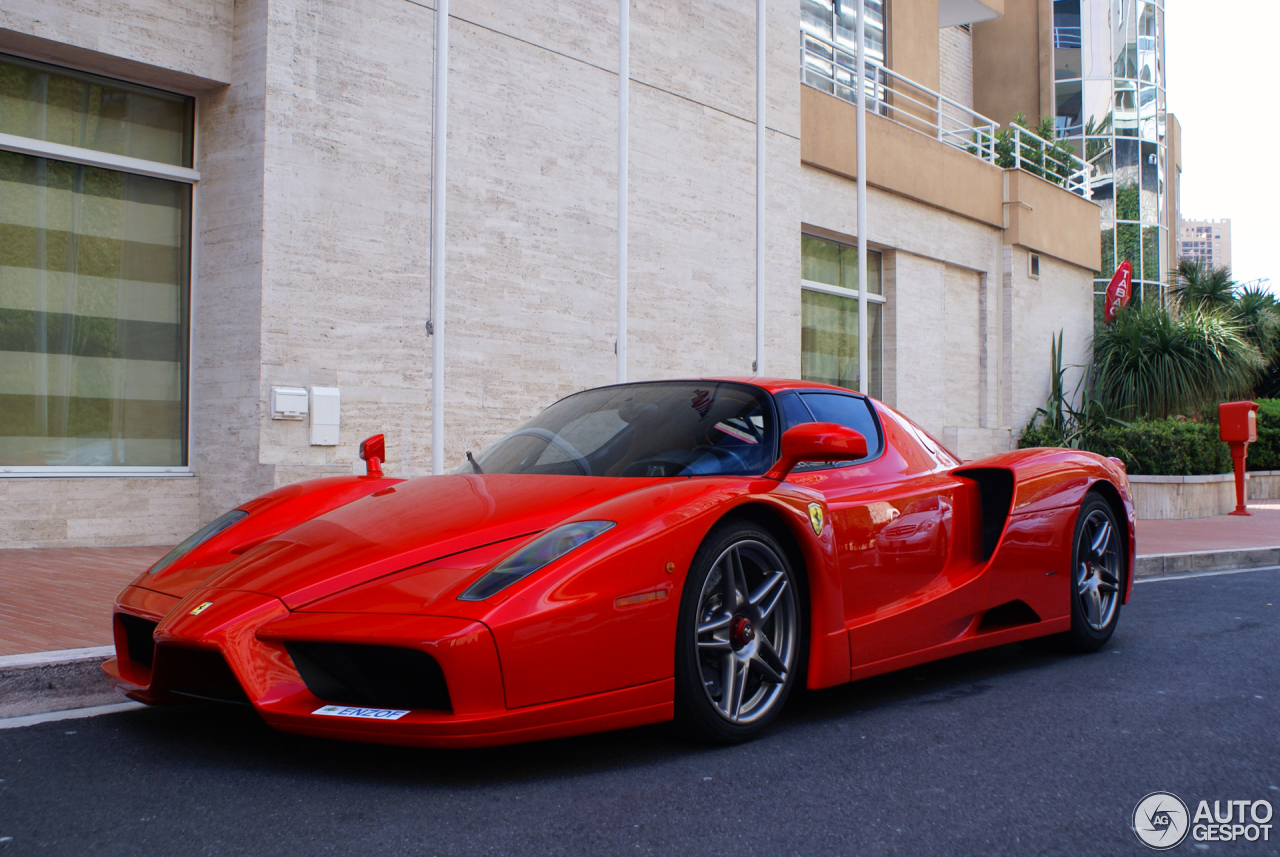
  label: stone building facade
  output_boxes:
[0,0,1100,547]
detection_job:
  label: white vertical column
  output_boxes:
[754,0,766,376]
[617,0,629,384]
[430,0,449,474]
[855,0,869,395]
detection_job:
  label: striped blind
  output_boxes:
[0,56,192,467]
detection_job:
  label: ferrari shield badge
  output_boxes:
[189,601,213,616]
[808,503,824,535]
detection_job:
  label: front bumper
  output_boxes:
[105,585,672,748]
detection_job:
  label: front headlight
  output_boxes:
[457,520,615,601]
[148,509,249,575]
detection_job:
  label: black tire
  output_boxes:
[1064,492,1125,652]
[674,521,805,743]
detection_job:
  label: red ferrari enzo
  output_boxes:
[105,379,1134,747]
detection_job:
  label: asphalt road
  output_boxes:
[2,568,1278,857]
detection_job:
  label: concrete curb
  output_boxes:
[1134,546,1280,580]
[0,645,121,719]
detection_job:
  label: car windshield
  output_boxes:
[461,381,777,477]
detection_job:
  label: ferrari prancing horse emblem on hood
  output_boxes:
[190,601,213,616]
[808,503,824,535]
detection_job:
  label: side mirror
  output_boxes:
[359,433,385,477]
[764,422,868,481]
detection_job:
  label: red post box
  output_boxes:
[1219,401,1259,516]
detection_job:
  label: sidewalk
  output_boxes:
[0,545,170,657]
[2,503,1278,659]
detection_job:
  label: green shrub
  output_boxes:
[1019,417,1232,476]
[1250,399,1280,471]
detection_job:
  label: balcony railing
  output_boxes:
[802,30,999,163]
[802,29,1093,200]
[1005,126,1094,199]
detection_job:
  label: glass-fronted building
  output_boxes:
[1052,0,1167,311]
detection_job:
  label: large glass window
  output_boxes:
[0,54,194,470]
[800,234,884,398]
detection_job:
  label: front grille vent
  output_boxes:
[117,614,158,669]
[156,646,251,705]
[285,642,452,712]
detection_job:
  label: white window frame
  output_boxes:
[0,79,200,479]
[800,259,887,395]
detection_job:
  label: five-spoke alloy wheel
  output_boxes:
[1066,493,1125,651]
[675,522,802,743]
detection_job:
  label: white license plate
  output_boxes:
[312,704,409,721]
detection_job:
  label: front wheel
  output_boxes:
[1065,493,1125,652]
[674,522,803,743]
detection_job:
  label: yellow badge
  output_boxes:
[808,503,824,536]
[189,601,213,616]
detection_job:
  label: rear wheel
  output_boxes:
[1065,493,1124,652]
[674,522,802,743]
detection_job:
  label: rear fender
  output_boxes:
[960,448,1135,616]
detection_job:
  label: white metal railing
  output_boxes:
[1006,125,1093,199]
[801,28,1095,200]
[801,30,999,164]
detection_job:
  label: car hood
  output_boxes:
[195,474,655,609]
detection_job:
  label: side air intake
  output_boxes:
[285,642,452,712]
[955,467,1015,561]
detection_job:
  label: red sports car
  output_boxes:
[104,379,1134,747]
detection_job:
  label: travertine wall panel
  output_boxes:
[943,265,981,430]
[453,0,613,73]
[628,84,757,380]
[0,477,197,548]
[1007,247,1092,434]
[939,26,974,110]
[890,253,947,438]
[256,0,436,475]
[763,130,804,378]
[192,0,273,524]
[0,0,233,88]
[443,19,618,464]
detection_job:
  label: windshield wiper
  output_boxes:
[465,451,484,474]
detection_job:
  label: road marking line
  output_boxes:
[0,702,145,730]
[1135,565,1280,584]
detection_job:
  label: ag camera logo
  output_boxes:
[1133,792,1190,850]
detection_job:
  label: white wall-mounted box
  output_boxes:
[310,386,340,446]
[271,386,309,420]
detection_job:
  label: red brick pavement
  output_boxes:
[1,501,1277,658]
[0,545,171,656]
[1135,502,1280,555]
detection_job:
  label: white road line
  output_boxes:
[0,702,145,730]
[1136,565,1280,584]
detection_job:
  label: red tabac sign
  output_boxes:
[1104,261,1132,324]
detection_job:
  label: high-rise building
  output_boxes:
[1179,219,1232,271]
[973,0,1181,313]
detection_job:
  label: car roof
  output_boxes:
[698,377,869,397]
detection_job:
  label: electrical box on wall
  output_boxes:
[271,386,309,420]
[310,386,340,446]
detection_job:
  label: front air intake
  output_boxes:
[285,642,452,712]
[117,613,158,669]
[155,645,251,704]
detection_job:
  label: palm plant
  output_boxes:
[1030,331,1127,447]
[1169,259,1236,311]
[1091,303,1265,420]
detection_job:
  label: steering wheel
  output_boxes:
[507,428,591,475]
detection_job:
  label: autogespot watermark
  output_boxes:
[1132,791,1274,849]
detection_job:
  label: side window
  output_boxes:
[775,392,815,432]
[797,392,884,461]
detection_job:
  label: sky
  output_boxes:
[1165,0,1280,291]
